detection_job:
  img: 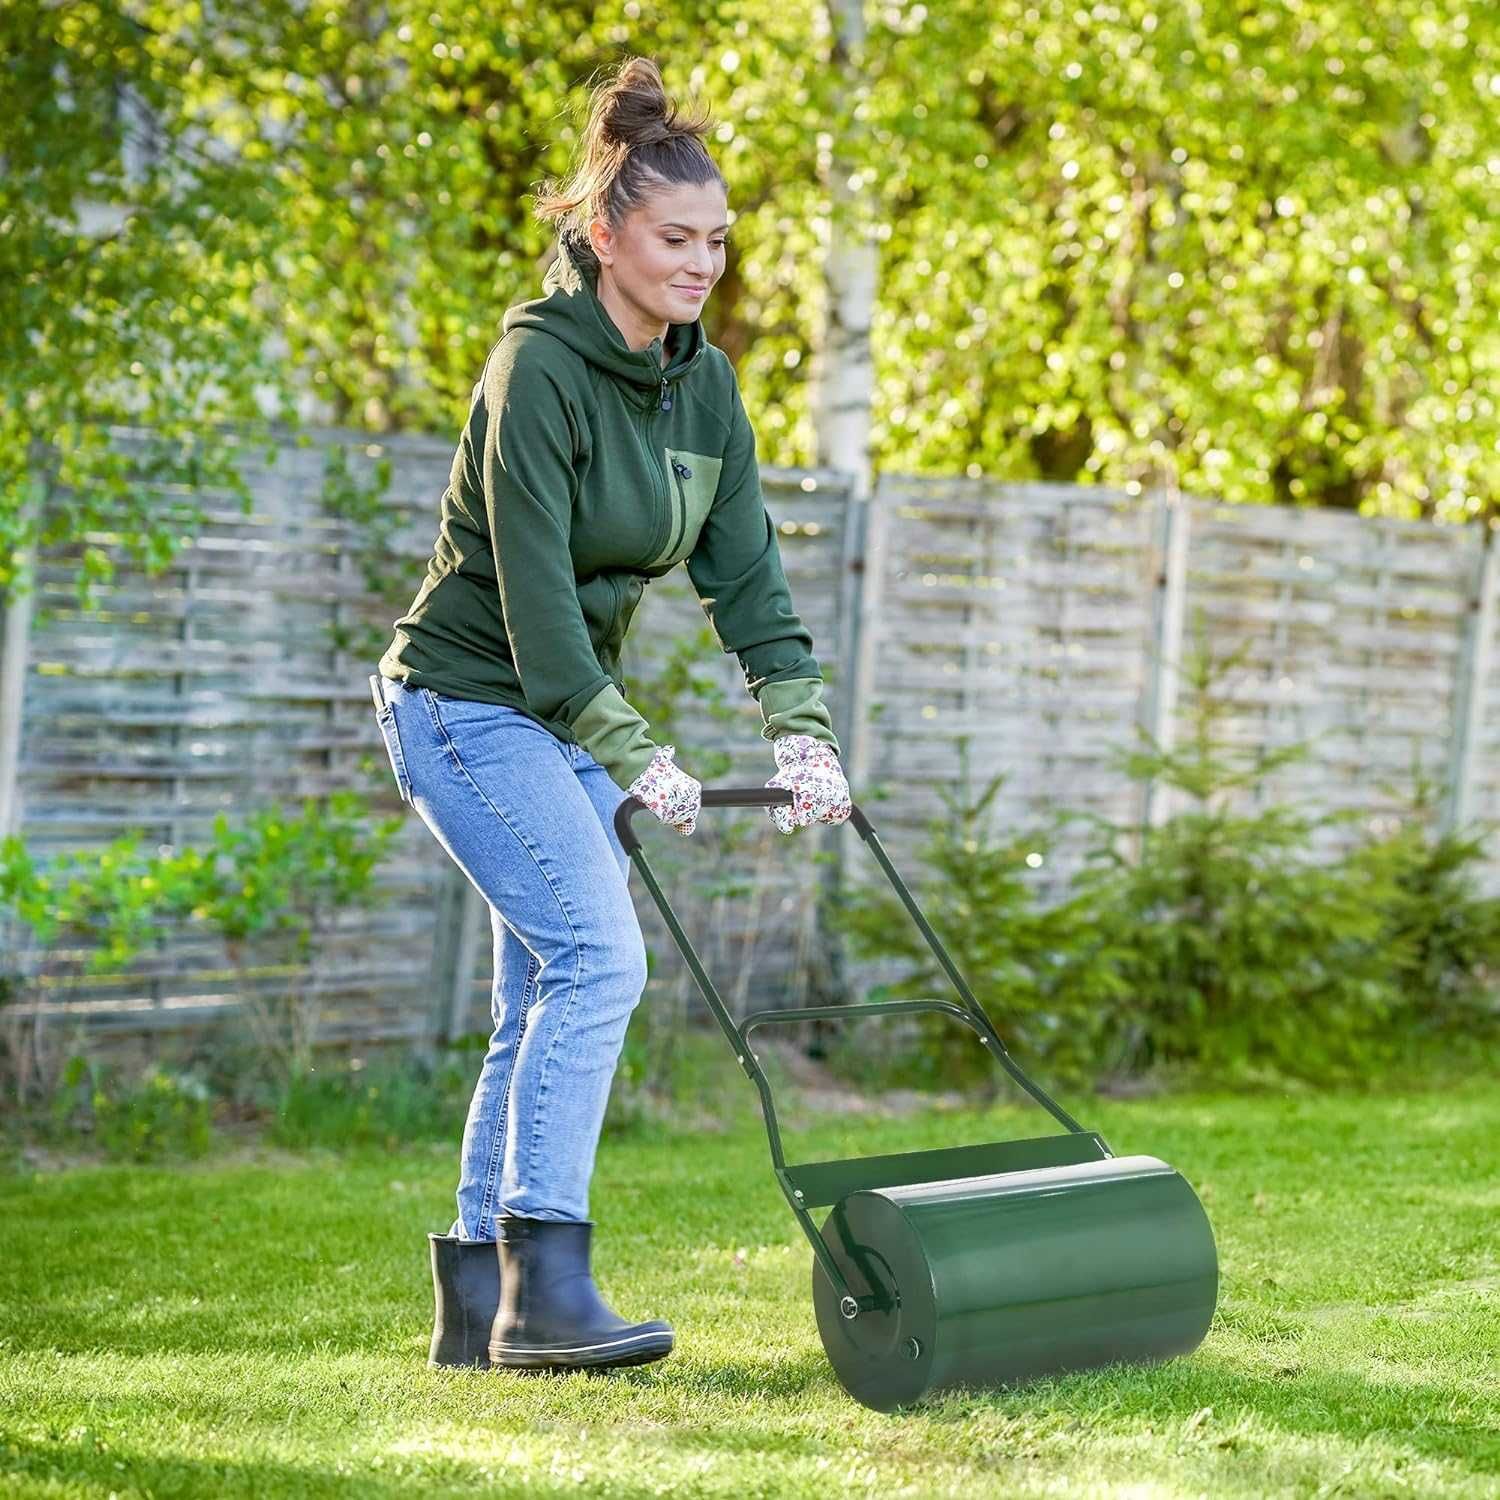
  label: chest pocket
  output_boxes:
[649,448,724,569]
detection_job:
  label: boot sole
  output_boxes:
[488,1329,674,1370]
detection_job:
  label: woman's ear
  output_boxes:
[588,218,615,269]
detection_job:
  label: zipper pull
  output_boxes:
[671,459,693,480]
[660,376,672,412]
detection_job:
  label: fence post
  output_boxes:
[0,481,41,978]
[0,487,40,845]
[844,476,891,802]
[809,473,886,1010]
[431,871,485,1043]
[834,494,866,788]
[1136,488,1191,844]
[1443,522,1498,836]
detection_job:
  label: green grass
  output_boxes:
[1,1072,1497,1498]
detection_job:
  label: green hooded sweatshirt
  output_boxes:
[376,233,839,792]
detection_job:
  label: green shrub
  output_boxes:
[89,1065,215,1162]
[824,739,1120,1096]
[1343,775,1500,1039]
[0,791,404,1114]
[1063,801,1408,1086]
[31,1055,214,1162]
[269,1051,474,1151]
[1060,629,1498,1085]
[828,624,1500,1092]
[0,791,402,978]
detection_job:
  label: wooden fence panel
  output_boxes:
[5,422,1495,1058]
[857,479,1161,908]
[1177,504,1478,868]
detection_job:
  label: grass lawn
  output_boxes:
[1,1069,1497,1498]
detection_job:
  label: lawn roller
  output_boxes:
[614,786,1219,1413]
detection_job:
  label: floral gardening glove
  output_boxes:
[627,744,702,837]
[765,733,853,835]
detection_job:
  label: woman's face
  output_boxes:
[588,180,730,342]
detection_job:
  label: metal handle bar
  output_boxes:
[614,784,1095,1317]
[612,786,1090,1151]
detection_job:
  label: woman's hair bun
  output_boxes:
[597,57,707,148]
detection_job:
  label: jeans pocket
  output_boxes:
[373,702,415,805]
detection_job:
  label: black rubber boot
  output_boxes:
[488,1216,674,1371]
[428,1232,501,1368]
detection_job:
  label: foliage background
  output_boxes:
[4,0,1497,611]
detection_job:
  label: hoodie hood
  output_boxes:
[501,234,707,402]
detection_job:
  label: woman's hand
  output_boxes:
[627,745,702,837]
[765,734,853,835]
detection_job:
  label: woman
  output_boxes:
[369,56,852,1375]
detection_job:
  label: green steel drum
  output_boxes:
[615,789,1221,1412]
[810,1154,1218,1412]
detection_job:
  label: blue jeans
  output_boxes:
[369,673,646,1237]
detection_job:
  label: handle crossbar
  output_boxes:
[742,998,979,1043]
[615,785,796,856]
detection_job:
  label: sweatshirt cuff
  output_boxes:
[572,681,661,790]
[756,676,840,755]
